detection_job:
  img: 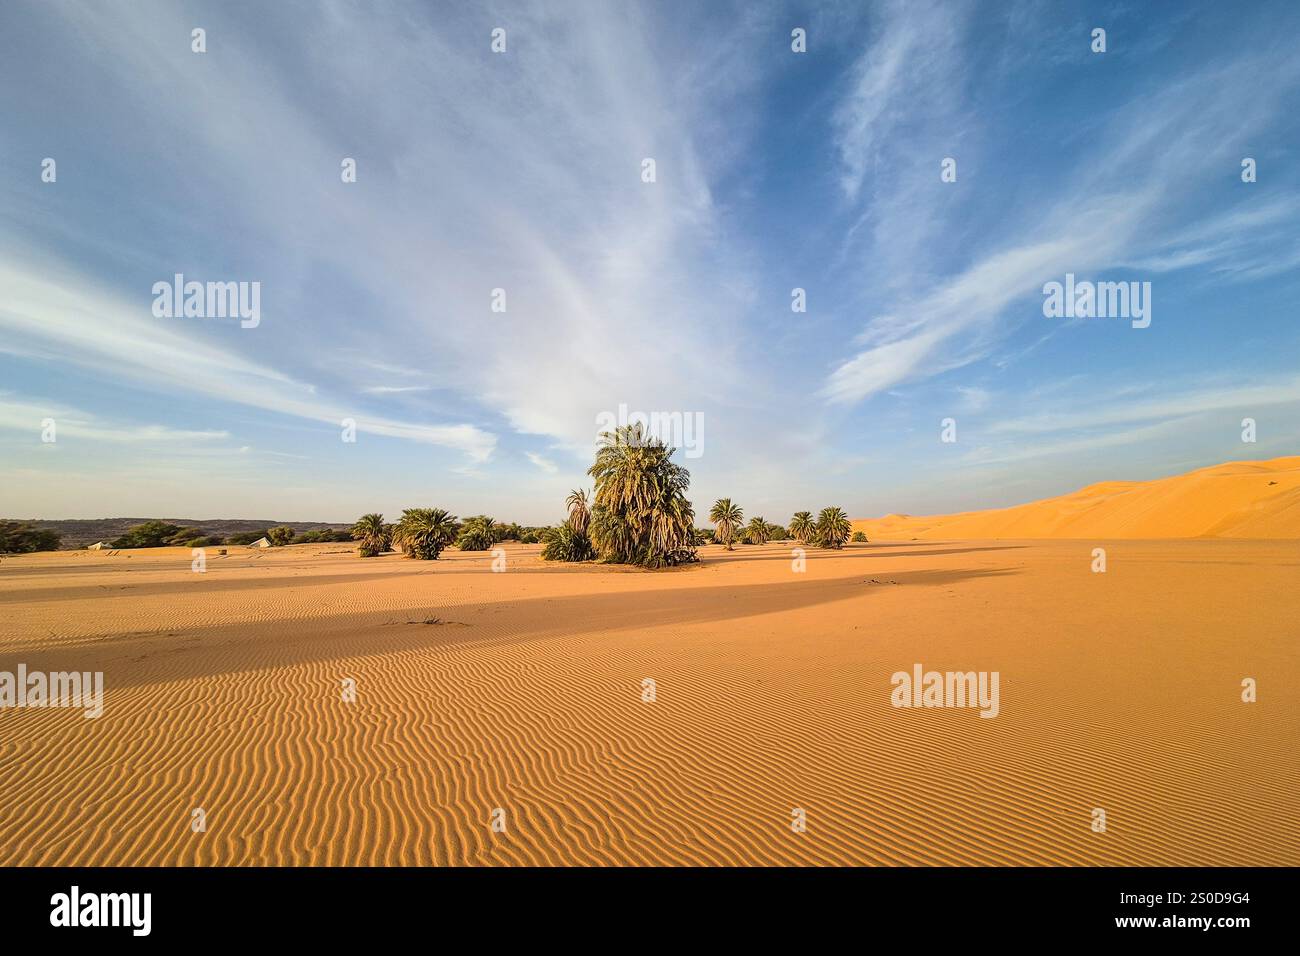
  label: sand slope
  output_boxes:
[2,539,1297,866]
[854,456,1300,540]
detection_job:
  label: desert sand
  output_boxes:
[2,534,1296,866]
[854,456,1300,541]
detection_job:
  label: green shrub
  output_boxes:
[111,521,183,549]
[227,530,268,545]
[540,524,595,562]
[267,526,296,546]
[0,521,61,553]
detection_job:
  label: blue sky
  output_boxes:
[2,0,1298,524]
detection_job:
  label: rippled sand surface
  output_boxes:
[1,538,1296,865]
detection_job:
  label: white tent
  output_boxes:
[87,541,111,550]
[249,537,272,549]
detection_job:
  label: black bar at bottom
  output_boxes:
[0,866,1285,942]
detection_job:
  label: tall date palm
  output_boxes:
[587,423,696,568]
[709,498,743,551]
[565,489,591,536]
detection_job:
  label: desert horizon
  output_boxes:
[11,453,1300,547]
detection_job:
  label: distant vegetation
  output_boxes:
[705,504,850,551]
[94,520,348,550]
[8,497,857,562]
[742,519,789,544]
[294,528,353,544]
[456,515,505,552]
[267,526,295,546]
[111,521,198,549]
[2,517,354,551]
[227,531,268,545]
[0,520,62,554]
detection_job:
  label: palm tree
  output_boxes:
[744,516,770,545]
[394,508,458,560]
[351,513,390,557]
[588,423,697,567]
[816,506,852,550]
[565,489,591,536]
[790,511,815,545]
[456,515,498,551]
[540,523,595,562]
[709,498,743,550]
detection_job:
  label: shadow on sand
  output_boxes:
[2,566,1020,692]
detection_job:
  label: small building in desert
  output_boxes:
[249,537,272,549]
[87,541,111,550]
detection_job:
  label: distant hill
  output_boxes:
[5,518,352,550]
[853,456,1300,540]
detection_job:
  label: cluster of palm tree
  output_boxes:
[456,515,503,551]
[542,424,697,568]
[541,489,596,562]
[350,509,555,559]
[796,507,853,548]
[393,507,458,560]
[590,424,698,567]
[349,451,857,567]
[708,503,852,550]
[351,513,392,557]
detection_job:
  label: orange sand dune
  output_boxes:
[1,538,1296,866]
[854,456,1300,540]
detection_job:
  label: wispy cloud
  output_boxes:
[0,397,228,443]
[0,261,496,460]
[360,385,432,395]
[526,452,559,475]
[824,15,1300,407]
[987,377,1300,437]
